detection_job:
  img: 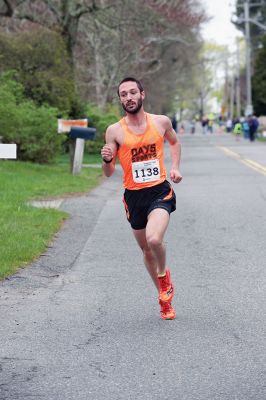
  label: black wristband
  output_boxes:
[102,157,113,164]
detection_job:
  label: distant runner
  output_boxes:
[101,77,182,320]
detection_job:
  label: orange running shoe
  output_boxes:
[159,299,176,320]
[158,269,174,303]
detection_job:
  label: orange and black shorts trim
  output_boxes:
[122,180,176,230]
[162,186,173,201]
[122,197,130,221]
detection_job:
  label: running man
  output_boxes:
[101,77,182,320]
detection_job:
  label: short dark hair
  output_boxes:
[117,77,144,96]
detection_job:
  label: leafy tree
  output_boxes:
[76,0,206,112]
[234,0,266,48]
[0,0,98,59]
[233,1,266,115]
[84,102,119,154]
[0,0,207,113]
[252,35,266,115]
[0,28,80,116]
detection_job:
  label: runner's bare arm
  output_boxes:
[163,117,182,184]
[101,126,118,177]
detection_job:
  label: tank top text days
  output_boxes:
[131,143,156,163]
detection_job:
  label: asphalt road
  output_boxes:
[1,132,266,400]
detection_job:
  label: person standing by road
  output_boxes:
[242,118,250,139]
[101,77,182,320]
[171,114,178,133]
[233,119,243,141]
[248,115,259,142]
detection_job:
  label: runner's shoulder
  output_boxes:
[106,121,123,137]
[149,113,171,130]
[106,120,121,132]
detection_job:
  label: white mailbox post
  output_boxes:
[58,119,88,175]
[58,119,96,175]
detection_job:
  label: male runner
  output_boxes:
[101,77,182,320]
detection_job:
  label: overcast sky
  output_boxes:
[200,0,243,49]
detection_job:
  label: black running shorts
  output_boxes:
[123,180,176,230]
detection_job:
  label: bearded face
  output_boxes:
[118,81,145,115]
[121,97,143,114]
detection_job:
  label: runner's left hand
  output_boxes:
[170,168,182,184]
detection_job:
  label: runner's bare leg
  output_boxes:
[146,208,170,275]
[133,229,159,290]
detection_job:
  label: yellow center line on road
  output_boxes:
[217,146,266,177]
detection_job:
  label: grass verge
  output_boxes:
[0,158,103,279]
[57,152,102,165]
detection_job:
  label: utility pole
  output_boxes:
[236,38,241,117]
[230,75,235,118]
[244,1,253,116]
[224,59,229,117]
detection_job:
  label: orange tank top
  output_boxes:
[117,113,167,190]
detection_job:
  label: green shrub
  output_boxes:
[84,103,119,154]
[0,74,63,163]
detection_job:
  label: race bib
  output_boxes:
[132,159,160,183]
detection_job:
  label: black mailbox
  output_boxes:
[69,127,96,140]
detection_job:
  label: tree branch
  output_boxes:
[0,0,27,17]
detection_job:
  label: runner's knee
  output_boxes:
[143,245,153,254]
[146,234,162,249]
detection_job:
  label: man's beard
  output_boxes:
[122,98,143,114]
